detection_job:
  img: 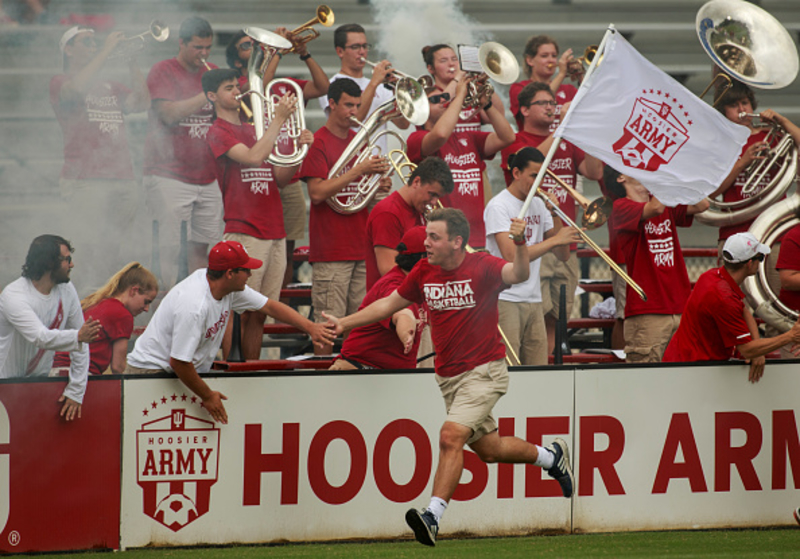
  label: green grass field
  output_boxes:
[34,529,800,558]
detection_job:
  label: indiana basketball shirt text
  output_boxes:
[423,280,476,311]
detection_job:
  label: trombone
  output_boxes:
[286,5,334,52]
[388,150,523,366]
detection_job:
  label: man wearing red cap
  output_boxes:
[126,240,335,423]
[331,226,428,370]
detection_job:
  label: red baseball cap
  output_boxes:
[399,226,428,255]
[208,241,263,271]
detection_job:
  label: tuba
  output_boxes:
[238,28,309,167]
[326,78,429,214]
[742,196,800,333]
[108,20,169,59]
[693,0,800,228]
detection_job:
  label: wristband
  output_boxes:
[483,100,493,111]
[299,53,312,61]
[513,237,526,246]
[276,52,284,59]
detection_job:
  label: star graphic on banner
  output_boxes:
[642,89,647,94]
[142,409,149,416]
[684,112,689,117]
[679,104,684,110]
[151,401,158,409]
[688,120,693,126]
[191,396,198,404]
[650,88,654,93]
[181,394,188,401]
[657,90,662,96]
[664,91,670,98]
[161,396,167,404]
[141,393,203,416]
[171,394,178,401]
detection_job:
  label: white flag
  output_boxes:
[554,31,749,206]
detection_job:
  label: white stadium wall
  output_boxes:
[1,363,799,552]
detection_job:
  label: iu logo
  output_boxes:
[136,399,220,532]
[612,92,690,172]
[0,401,9,535]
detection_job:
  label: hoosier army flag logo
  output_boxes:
[555,29,749,207]
[136,395,220,532]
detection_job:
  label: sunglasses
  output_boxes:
[428,92,451,105]
[237,41,253,51]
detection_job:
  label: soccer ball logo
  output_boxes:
[154,493,198,531]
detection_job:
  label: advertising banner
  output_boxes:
[573,362,800,532]
[0,378,121,553]
[120,370,575,547]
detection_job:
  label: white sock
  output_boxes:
[427,496,447,522]
[534,445,554,469]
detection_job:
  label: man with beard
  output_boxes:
[0,235,101,421]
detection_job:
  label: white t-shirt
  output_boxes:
[318,73,397,156]
[484,189,553,303]
[0,277,89,403]
[127,269,268,373]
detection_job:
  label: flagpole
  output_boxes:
[515,25,617,220]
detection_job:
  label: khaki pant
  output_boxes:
[312,260,366,323]
[540,252,579,320]
[624,314,681,363]
[280,181,308,241]
[498,299,548,366]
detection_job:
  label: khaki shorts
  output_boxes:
[312,260,366,322]
[540,251,579,320]
[123,365,162,375]
[498,299,547,366]
[223,233,286,301]
[144,174,223,245]
[624,313,681,363]
[436,359,509,445]
[611,264,628,320]
[280,181,308,241]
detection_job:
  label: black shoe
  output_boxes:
[546,437,574,498]
[406,508,438,546]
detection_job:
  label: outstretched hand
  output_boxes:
[321,311,344,337]
[308,319,337,350]
[58,394,82,421]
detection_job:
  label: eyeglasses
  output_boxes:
[60,255,73,264]
[428,92,451,105]
[344,43,372,51]
[529,100,558,107]
[237,41,253,51]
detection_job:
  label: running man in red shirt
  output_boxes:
[325,208,574,546]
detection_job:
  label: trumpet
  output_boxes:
[565,45,600,81]
[360,58,435,95]
[108,20,169,59]
[286,5,334,52]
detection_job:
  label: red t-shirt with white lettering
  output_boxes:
[509,80,577,132]
[207,117,285,240]
[52,298,133,374]
[49,75,135,180]
[501,131,584,250]
[340,266,422,369]
[299,126,368,262]
[397,252,508,377]
[718,130,780,241]
[662,267,751,362]
[430,84,482,134]
[407,129,491,248]
[613,198,693,317]
[365,191,425,289]
[144,58,217,184]
[777,224,800,311]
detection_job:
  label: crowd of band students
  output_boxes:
[41,14,800,374]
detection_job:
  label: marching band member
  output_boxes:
[143,16,220,287]
[319,23,409,157]
[299,78,392,355]
[500,82,602,353]
[50,25,149,293]
[330,226,429,370]
[510,35,578,132]
[407,75,514,249]
[485,147,580,365]
[605,166,708,363]
[776,223,800,358]
[324,208,573,547]
[420,43,504,134]
[204,69,313,360]
[365,157,453,290]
